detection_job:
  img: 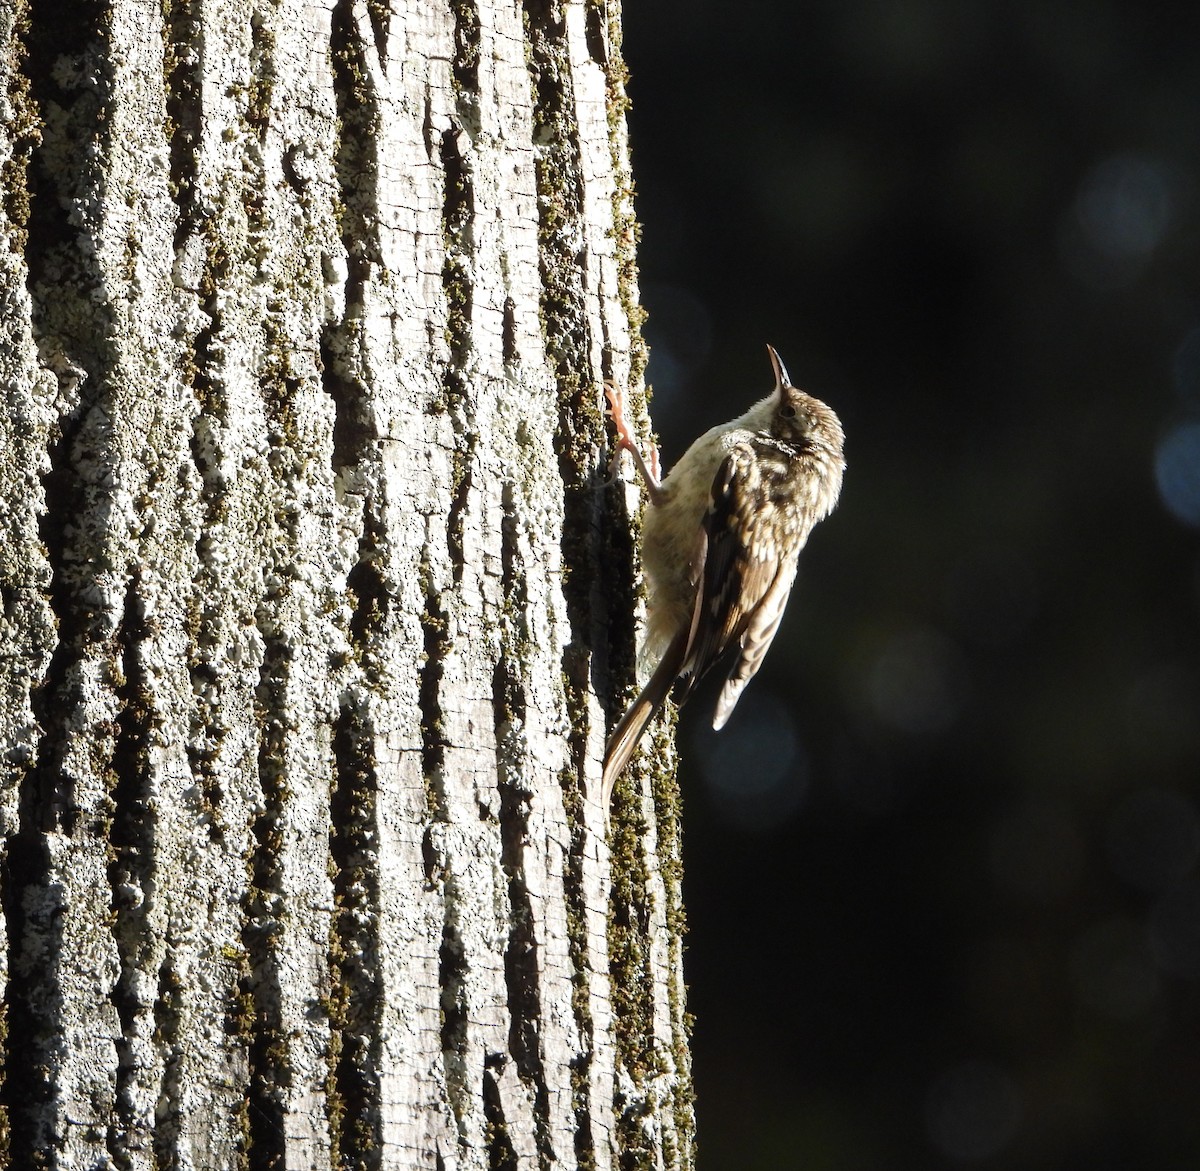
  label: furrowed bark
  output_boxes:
[0,0,692,1168]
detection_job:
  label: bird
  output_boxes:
[602,344,845,808]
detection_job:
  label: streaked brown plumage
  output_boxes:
[602,345,845,806]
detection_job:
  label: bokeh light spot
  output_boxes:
[924,1060,1022,1162]
[865,627,968,735]
[1076,153,1172,260]
[1061,153,1174,287]
[1154,422,1200,529]
[696,691,807,833]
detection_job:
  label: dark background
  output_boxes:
[621,2,1200,1167]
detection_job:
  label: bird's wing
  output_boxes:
[711,564,795,730]
[677,445,792,721]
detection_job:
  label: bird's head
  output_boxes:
[765,344,845,459]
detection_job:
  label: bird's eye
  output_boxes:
[779,403,796,419]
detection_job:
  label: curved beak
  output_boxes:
[766,344,791,393]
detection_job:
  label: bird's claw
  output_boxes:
[604,380,661,489]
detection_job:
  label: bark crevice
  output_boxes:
[162,0,201,256]
[107,576,159,1167]
[328,702,384,1170]
[482,1058,519,1171]
[151,953,186,1170]
[242,637,292,1171]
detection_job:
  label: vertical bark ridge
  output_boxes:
[328,2,461,1162]
[525,4,621,1167]
[494,489,554,1166]
[597,19,694,1147]
[5,2,119,1164]
[527,1,695,1165]
[22,0,113,835]
[211,0,347,1156]
[424,4,549,1160]
[0,0,51,864]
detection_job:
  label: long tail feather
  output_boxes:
[601,628,689,808]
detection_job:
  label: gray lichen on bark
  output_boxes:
[0,0,692,1167]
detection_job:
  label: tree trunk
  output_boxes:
[0,0,691,1167]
